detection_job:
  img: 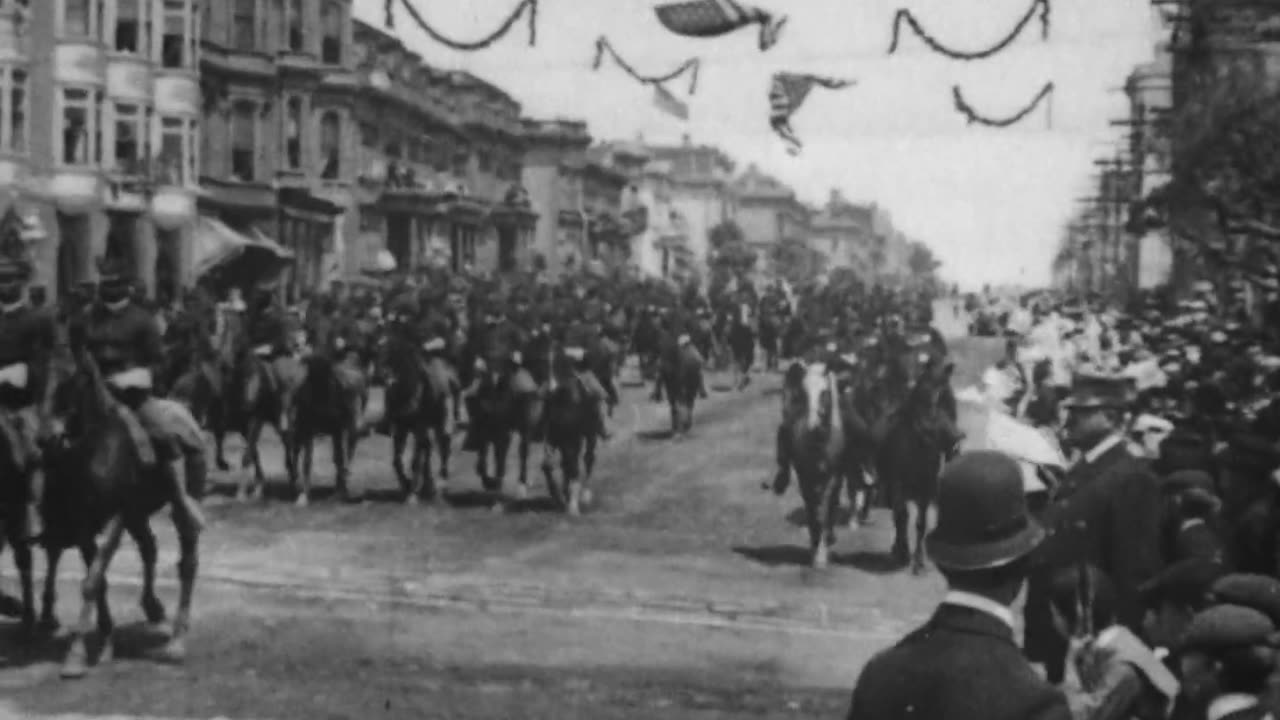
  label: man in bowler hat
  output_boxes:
[848,450,1072,720]
[1025,372,1164,684]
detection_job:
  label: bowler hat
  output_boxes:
[924,451,1045,571]
[96,255,132,288]
[1063,372,1137,410]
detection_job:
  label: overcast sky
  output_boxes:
[352,0,1159,288]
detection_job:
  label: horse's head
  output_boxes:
[801,362,832,431]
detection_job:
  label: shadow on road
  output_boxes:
[635,429,675,442]
[731,545,908,574]
[0,619,171,671]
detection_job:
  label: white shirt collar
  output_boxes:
[0,298,27,314]
[1083,433,1125,464]
[942,590,1015,632]
[1207,693,1259,720]
[1180,518,1206,532]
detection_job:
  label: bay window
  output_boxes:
[319,111,340,179]
[58,87,96,166]
[284,96,302,170]
[321,1,342,64]
[233,0,256,52]
[230,100,256,181]
[111,0,148,55]
[0,67,27,155]
[111,102,148,173]
[287,0,303,52]
[59,0,96,38]
[154,114,197,186]
[160,0,198,69]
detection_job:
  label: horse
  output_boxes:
[727,302,755,391]
[225,346,302,500]
[657,334,703,438]
[780,361,846,568]
[876,358,962,574]
[464,348,543,502]
[289,345,366,505]
[541,342,599,515]
[758,310,780,372]
[379,331,455,503]
[44,343,202,678]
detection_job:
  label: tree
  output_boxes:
[907,242,942,278]
[707,220,757,295]
[770,236,824,287]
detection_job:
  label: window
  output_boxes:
[156,116,185,184]
[161,0,196,69]
[359,122,378,149]
[113,0,145,54]
[111,102,147,172]
[59,87,95,166]
[233,0,255,52]
[230,101,256,181]
[60,0,94,37]
[319,111,340,179]
[284,96,302,169]
[287,0,303,52]
[321,2,342,63]
[0,68,27,154]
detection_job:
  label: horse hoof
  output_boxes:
[567,501,581,517]
[581,488,594,506]
[235,491,249,503]
[60,652,89,679]
[514,484,528,501]
[154,638,186,664]
[294,495,309,508]
[142,597,167,625]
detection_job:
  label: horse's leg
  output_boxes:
[11,528,35,636]
[39,543,65,632]
[822,472,841,550]
[212,415,230,472]
[889,489,910,564]
[799,473,827,569]
[564,435,583,516]
[156,509,200,663]
[911,497,930,575]
[490,430,512,505]
[514,428,531,500]
[541,442,563,508]
[62,517,126,679]
[416,423,435,501]
[392,422,411,497]
[128,520,167,625]
[332,429,351,502]
[580,435,598,508]
[435,417,452,491]
[296,433,313,507]
[238,416,265,501]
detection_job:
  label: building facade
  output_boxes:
[0,0,204,298]
[628,156,691,282]
[522,118,591,277]
[646,135,737,281]
[808,189,875,275]
[732,163,808,279]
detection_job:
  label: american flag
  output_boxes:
[654,0,787,50]
[769,73,855,154]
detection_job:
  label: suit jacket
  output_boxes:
[1025,442,1164,677]
[848,604,1071,720]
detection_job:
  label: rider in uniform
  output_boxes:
[83,257,206,531]
[0,258,57,541]
[562,314,611,440]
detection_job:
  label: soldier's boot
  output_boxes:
[24,466,44,543]
[167,456,206,533]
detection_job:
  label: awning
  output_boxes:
[192,215,294,278]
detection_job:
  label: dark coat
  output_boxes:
[848,603,1071,720]
[1024,441,1164,681]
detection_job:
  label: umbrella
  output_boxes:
[957,390,1067,492]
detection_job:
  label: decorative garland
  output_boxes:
[592,37,700,95]
[888,0,1050,60]
[386,0,538,50]
[770,73,856,154]
[952,81,1055,128]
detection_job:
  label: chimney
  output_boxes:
[682,133,691,146]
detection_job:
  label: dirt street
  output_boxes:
[0,313,1000,720]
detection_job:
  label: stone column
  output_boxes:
[133,215,158,298]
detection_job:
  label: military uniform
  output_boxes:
[86,260,206,531]
[562,318,610,439]
[0,258,57,540]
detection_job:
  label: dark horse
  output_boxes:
[780,361,846,568]
[876,358,962,574]
[380,332,455,503]
[290,347,366,505]
[726,302,755,391]
[542,343,599,515]
[44,344,202,678]
[657,334,704,438]
[464,343,544,502]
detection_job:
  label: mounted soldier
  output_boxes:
[0,257,57,541]
[81,256,206,531]
[561,313,611,440]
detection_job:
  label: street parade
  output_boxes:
[4,0,1280,718]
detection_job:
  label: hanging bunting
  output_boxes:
[593,37,701,95]
[952,82,1055,129]
[654,0,788,52]
[387,0,539,50]
[888,0,1050,61]
[769,73,856,155]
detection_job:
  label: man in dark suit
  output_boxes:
[1025,372,1165,683]
[848,451,1072,720]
